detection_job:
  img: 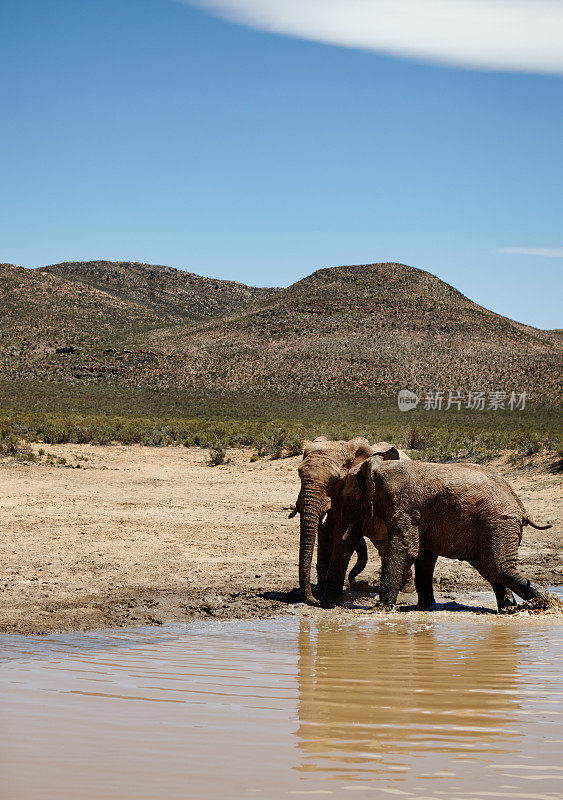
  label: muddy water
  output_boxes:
[1,608,563,800]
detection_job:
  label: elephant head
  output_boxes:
[319,448,413,609]
[296,436,374,605]
[339,457,382,527]
[340,445,410,529]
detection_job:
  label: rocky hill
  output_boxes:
[137,263,561,400]
[1,260,561,403]
[0,263,163,350]
[41,261,276,322]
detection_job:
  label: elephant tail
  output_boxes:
[523,515,553,530]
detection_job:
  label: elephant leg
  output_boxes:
[476,521,546,604]
[348,534,368,588]
[376,540,413,593]
[320,532,356,609]
[400,564,415,594]
[491,582,517,612]
[379,516,419,610]
[315,517,333,598]
[490,570,545,603]
[415,549,438,609]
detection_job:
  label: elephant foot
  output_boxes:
[492,582,518,612]
[375,601,396,612]
[313,583,326,600]
[497,599,518,614]
[320,587,342,609]
[417,591,436,610]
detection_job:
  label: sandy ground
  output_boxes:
[0,444,561,634]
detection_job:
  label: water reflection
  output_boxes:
[1,616,562,800]
[296,617,524,778]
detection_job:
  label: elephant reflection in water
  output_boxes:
[295,618,523,777]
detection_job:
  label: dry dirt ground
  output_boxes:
[0,445,561,634]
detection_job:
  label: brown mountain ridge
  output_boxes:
[40,261,277,323]
[1,260,561,403]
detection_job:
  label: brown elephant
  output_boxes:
[331,443,414,594]
[321,457,551,611]
[293,437,410,605]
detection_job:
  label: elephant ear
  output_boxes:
[371,441,400,460]
[363,456,384,516]
[365,454,383,473]
[379,446,400,461]
[344,462,366,500]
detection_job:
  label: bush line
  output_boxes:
[1,412,560,464]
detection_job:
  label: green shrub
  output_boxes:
[0,429,19,456]
[207,444,229,466]
[253,428,303,459]
[15,448,37,462]
[525,439,542,456]
[284,435,303,457]
[0,391,560,467]
[141,428,173,447]
[405,425,432,450]
[267,429,286,460]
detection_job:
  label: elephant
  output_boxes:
[321,457,552,612]
[292,436,410,605]
[330,444,414,595]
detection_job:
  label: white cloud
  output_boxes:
[496,247,563,258]
[178,0,563,74]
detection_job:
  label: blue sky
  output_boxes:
[1,0,562,329]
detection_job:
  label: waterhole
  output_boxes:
[1,603,562,799]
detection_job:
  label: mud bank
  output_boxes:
[1,444,561,634]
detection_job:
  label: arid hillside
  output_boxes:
[140,262,562,400]
[41,261,276,322]
[1,260,561,403]
[0,262,163,349]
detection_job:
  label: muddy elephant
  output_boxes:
[331,444,414,594]
[321,457,551,611]
[292,437,410,605]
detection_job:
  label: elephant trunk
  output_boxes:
[299,483,326,605]
[348,533,368,588]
